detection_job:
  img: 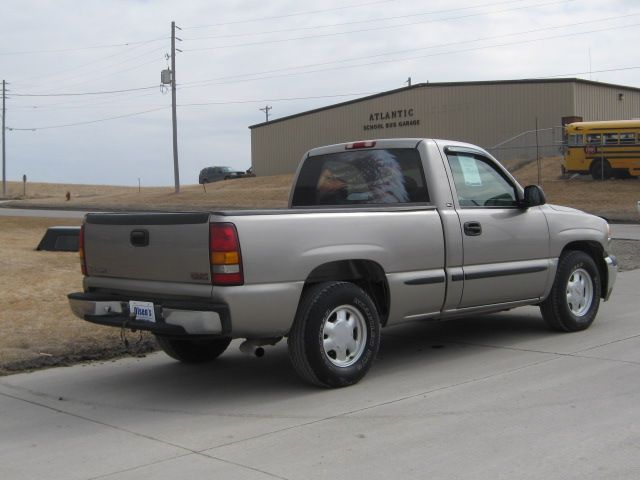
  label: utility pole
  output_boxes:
[2,80,6,197]
[260,105,272,123]
[171,21,182,193]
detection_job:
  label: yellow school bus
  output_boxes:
[564,120,640,179]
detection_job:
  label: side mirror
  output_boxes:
[521,185,546,208]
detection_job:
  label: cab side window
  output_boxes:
[446,152,518,208]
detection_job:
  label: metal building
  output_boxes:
[249,78,640,175]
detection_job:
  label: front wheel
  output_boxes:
[155,336,231,363]
[287,282,381,388]
[540,251,601,332]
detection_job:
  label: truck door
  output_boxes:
[444,148,550,308]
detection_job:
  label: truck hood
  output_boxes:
[547,204,585,214]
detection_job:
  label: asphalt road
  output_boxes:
[1,270,639,480]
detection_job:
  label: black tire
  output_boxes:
[155,336,231,363]
[287,282,381,388]
[590,159,612,180]
[540,251,601,332]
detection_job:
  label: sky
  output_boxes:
[1,0,639,186]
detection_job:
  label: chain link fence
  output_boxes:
[486,126,565,172]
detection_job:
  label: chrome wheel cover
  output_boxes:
[566,268,594,317]
[322,305,368,367]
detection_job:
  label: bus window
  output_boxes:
[586,133,602,144]
[620,133,636,144]
[603,133,619,145]
[568,134,584,146]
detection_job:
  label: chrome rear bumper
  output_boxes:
[68,292,229,336]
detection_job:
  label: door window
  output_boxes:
[446,152,518,207]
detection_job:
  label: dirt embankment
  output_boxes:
[1,176,293,211]
[2,159,638,221]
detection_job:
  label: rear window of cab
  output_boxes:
[291,148,429,207]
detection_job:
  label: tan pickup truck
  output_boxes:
[69,139,617,387]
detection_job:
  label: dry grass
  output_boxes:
[1,175,294,211]
[0,216,154,374]
[2,162,638,220]
[510,157,640,220]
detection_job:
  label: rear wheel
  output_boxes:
[287,282,380,388]
[540,251,601,332]
[155,336,231,363]
[590,159,612,180]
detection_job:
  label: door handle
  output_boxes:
[464,221,482,236]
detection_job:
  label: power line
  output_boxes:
[7,17,637,104]
[8,91,373,112]
[9,85,161,97]
[0,36,167,56]
[183,0,573,52]
[178,92,380,107]
[182,0,532,41]
[181,0,396,29]
[13,44,165,87]
[6,106,169,131]
[539,65,640,79]
[6,63,640,132]
[8,89,169,110]
[56,54,165,92]
[178,14,640,90]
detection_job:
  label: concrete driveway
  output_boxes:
[1,270,639,479]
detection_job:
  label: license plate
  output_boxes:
[129,301,156,323]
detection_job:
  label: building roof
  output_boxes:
[249,78,640,129]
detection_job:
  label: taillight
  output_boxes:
[345,141,376,150]
[79,224,87,276]
[209,223,243,286]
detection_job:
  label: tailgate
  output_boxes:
[83,212,212,284]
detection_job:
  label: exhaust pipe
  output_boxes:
[239,338,281,357]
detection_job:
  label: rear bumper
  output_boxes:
[604,255,617,301]
[68,292,230,336]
